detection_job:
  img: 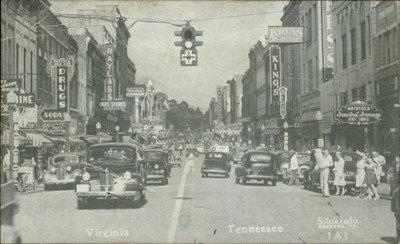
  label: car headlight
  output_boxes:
[124,171,132,180]
[50,167,56,173]
[65,166,72,172]
[82,172,90,181]
[154,164,159,169]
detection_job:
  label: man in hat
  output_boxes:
[314,148,333,197]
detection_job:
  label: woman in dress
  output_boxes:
[364,157,380,200]
[355,151,367,199]
[333,152,346,195]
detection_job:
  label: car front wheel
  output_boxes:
[272,180,277,186]
[77,197,88,209]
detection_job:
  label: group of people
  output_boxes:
[287,147,393,199]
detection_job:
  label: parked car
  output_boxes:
[139,149,170,185]
[297,152,312,183]
[302,150,358,193]
[43,152,86,190]
[1,181,22,243]
[235,150,278,186]
[75,143,146,209]
[201,151,231,178]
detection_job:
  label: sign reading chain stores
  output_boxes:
[270,45,281,105]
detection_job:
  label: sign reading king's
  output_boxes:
[270,45,281,105]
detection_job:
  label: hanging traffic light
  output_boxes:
[174,23,203,66]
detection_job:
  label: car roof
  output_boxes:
[139,149,166,153]
[245,149,274,156]
[89,143,136,150]
[53,152,85,157]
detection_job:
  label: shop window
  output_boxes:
[351,88,358,101]
[359,85,366,101]
[360,21,366,60]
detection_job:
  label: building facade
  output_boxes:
[373,1,400,159]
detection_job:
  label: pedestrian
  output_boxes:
[288,151,300,186]
[364,157,380,200]
[355,151,367,199]
[391,186,400,242]
[2,148,11,183]
[314,148,333,197]
[372,151,386,184]
[333,151,346,196]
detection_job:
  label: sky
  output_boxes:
[50,0,287,111]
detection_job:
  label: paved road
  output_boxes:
[15,155,396,243]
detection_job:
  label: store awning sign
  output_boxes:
[335,101,382,125]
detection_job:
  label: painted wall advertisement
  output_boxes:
[56,67,68,112]
[322,1,334,81]
[270,45,281,105]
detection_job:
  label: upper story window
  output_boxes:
[349,10,357,65]
[341,14,347,69]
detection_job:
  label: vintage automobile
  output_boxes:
[232,147,247,164]
[1,181,22,243]
[201,151,231,177]
[296,152,313,182]
[235,150,278,186]
[75,143,146,209]
[139,149,171,185]
[302,150,358,193]
[196,144,205,154]
[186,145,199,157]
[43,152,86,190]
[165,148,181,167]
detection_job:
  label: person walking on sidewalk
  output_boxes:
[288,151,300,186]
[372,151,386,184]
[364,157,380,200]
[355,151,367,199]
[391,186,400,242]
[333,152,346,196]
[315,148,333,197]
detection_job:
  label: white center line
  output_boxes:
[167,157,191,243]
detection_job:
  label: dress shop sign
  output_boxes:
[335,101,383,125]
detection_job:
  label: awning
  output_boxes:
[25,132,52,147]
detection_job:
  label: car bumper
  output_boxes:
[146,175,166,180]
[201,169,228,174]
[76,190,141,201]
[44,179,75,186]
[245,175,278,180]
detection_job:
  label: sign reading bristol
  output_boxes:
[335,101,382,125]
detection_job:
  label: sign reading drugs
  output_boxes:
[105,44,114,100]
[56,67,68,112]
[268,26,304,44]
[335,101,382,125]
[270,45,281,105]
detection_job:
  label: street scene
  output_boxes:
[1,0,399,243]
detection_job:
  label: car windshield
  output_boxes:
[140,151,164,161]
[206,152,226,160]
[297,155,311,165]
[249,154,272,162]
[54,155,79,164]
[88,147,135,163]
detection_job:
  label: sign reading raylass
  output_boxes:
[335,101,382,125]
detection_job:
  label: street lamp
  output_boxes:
[96,122,102,143]
[115,125,120,143]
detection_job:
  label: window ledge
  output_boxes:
[377,61,399,71]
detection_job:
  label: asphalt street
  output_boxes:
[15,155,396,243]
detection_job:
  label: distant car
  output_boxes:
[275,151,291,182]
[75,143,146,209]
[303,150,358,193]
[165,149,181,167]
[296,152,312,182]
[235,150,278,186]
[186,146,199,157]
[232,147,247,164]
[139,149,170,185]
[196,144,205,154]
[201,151,231,178]
[43,152,86,190]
